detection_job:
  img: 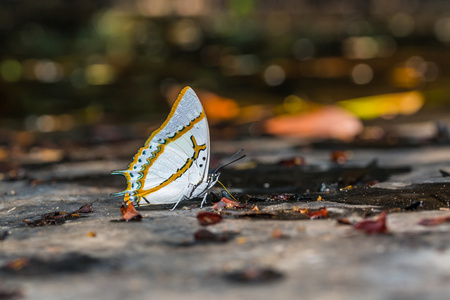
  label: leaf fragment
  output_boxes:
[120,202,142,222]
[197,211,222,226]
[354,211,388,234]
[22,201,97,227]
[76,201,96,213]
[303,207,328,219]
[418,215,450,226]
[211,197,241,210]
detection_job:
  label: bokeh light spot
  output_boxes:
[283,95,306,114]
[169,19,202,50]
[85,64,116,85]
[263,65,285,86]
[351,64,373,85]
[388,13,415,37]
[137,0,172,17]
[434,17,450,42]
[342,37,379,59]
[36,115,57,132]
[35,60,62,83]
[1,59,22,82]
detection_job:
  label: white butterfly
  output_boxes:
[112,86,221,208]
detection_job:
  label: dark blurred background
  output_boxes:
[1,0,450,162]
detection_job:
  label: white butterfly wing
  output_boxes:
[112,87,212,206]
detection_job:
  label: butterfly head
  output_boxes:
[208,171,220,186]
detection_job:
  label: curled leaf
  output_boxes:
[76,201,96,213]
[120,202,142,222]
[197,211,222,226]
[210,200,226,210]
[211,197,241,210]
[354,211,388,234]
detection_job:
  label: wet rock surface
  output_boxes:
[1,139,450,299]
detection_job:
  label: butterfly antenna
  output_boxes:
[213,148,245,174]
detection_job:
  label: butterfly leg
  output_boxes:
[170,196,188,211]
[200,193,208,208]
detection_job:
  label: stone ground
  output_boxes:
[1,138,450,300]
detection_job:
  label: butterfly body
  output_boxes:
[112,87,219,207]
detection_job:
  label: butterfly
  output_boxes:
[112,86,239,209]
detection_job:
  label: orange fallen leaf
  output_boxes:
[302,207,328,219]
[120,202,142,222]
[197,211,222,226]
[211,197,241,210]
[211,200,226,210]
[354,211,388,234]
[306,207,328,219]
